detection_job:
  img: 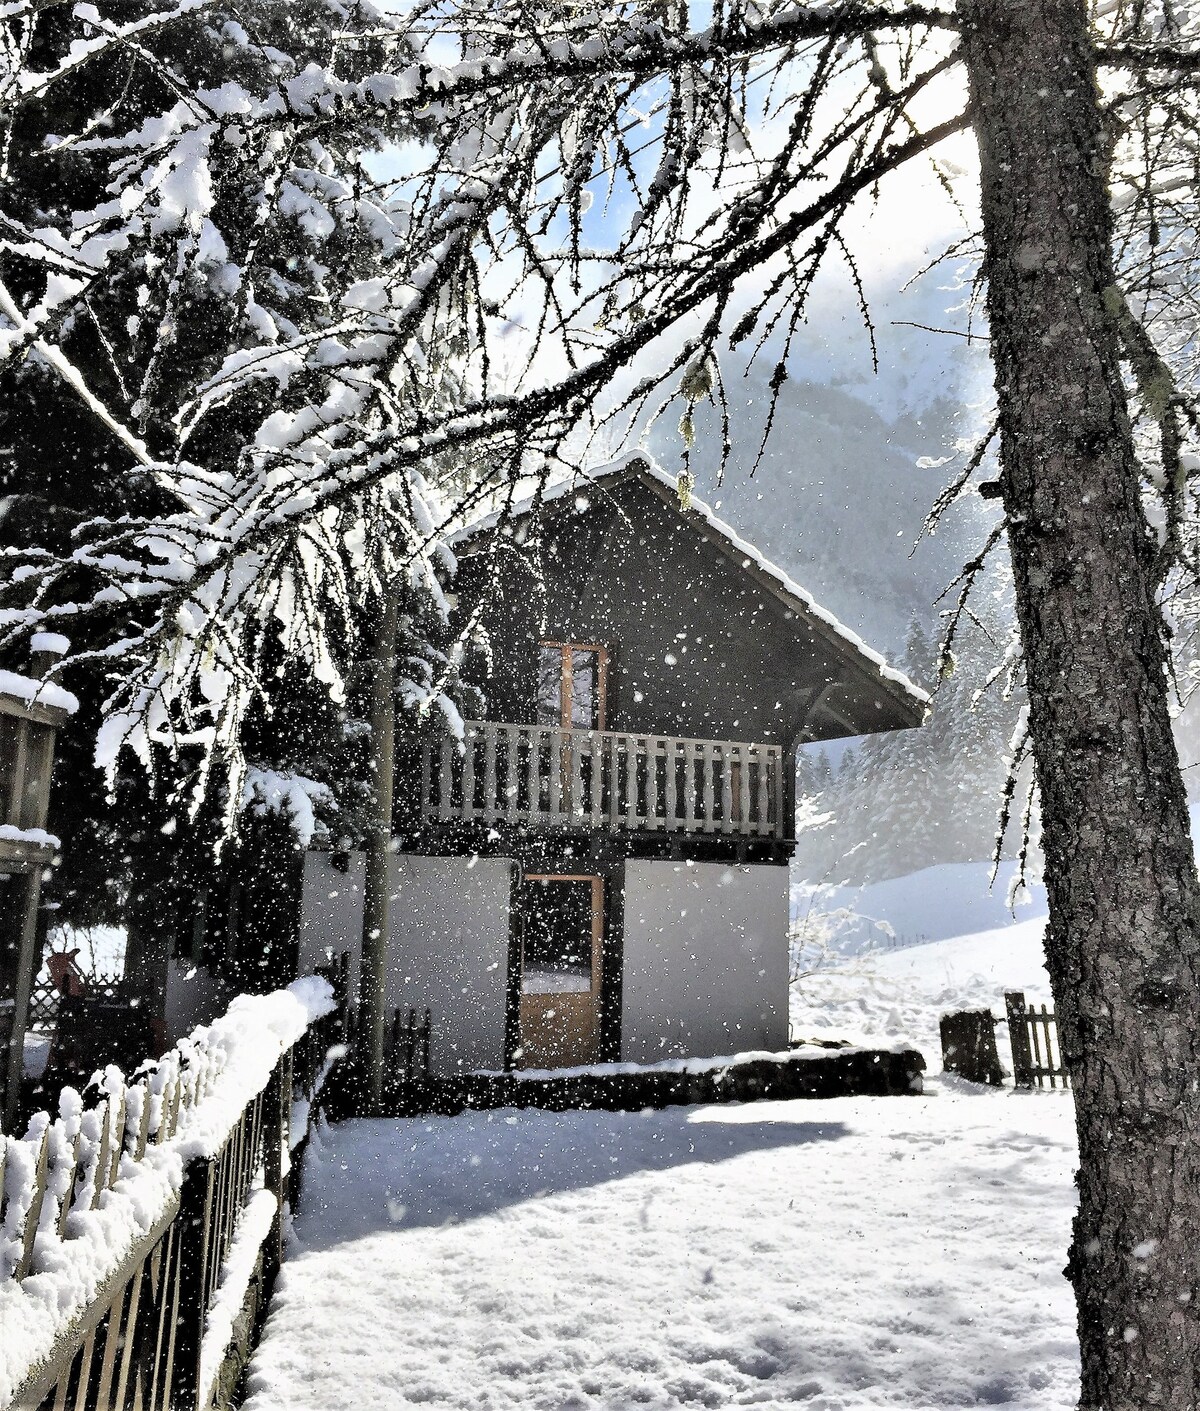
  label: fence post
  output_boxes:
[1004,991,1035,1089]
[261,1053,290,1286]
[169,1157,215,1411]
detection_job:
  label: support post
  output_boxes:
[1004,991,1034,1090]
[361,591,398,1112]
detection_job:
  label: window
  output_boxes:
[536,643,607,729]
[521,877,601,995]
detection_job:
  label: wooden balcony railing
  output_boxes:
[420,722,786,839]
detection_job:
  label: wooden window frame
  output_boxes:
[539,642,609,731]
[521,873,605,995]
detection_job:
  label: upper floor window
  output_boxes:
[537,643,608,730]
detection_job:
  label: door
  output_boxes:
[518,874,604,1069]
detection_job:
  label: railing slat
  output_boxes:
[437,737,454,821]
[461,727,476,822]
[416,720,794,842]
[482,723,498,823]
[700,744,715,833]
[525,727,539,822]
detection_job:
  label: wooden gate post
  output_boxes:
[1004,991,1035,1089]
[169,1158,215,1410]
[261,1054,290,1284]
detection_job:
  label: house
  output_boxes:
[294,453,927,1075]
[0,637,77,1128]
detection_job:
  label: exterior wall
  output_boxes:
[298,850,513,1076]
[163,959,232,1045]
[458,478,823,747]
[619,859,788,1062]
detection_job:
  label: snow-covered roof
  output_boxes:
[454,451,929,714]
[0,668,79,717]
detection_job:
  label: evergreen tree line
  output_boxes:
[793,617,1035,886]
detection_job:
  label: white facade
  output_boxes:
[619,860,789,1063]
[298,850,513,1075]
[296,849,789,1074]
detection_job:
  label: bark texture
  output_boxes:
[960,2,1200,1405]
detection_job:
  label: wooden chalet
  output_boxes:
[293,454,928,1075]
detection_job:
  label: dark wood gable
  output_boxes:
[453,462,925,750]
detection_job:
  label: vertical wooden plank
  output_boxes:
[112,1260,146,1411]
[56,1124,82,1238]
[700,745,715,833]
[638,739,654,831]
[756,755,770,838]
[1028,1006,1045,1088]
[584,734,600,827]
[525,727,539,823]
[438,737,454,821]
[719,745,733,834]
[1004,991,1035,1088]
[91,1280,127,1411]
[684,741,697,830]
[570,728,584,820]
[647,739,664,830]
[420,741,431,820]
[68,1327,97,1411]
[549,728,563,824]
[500,726,515,819]
[624,737,638,826]
[15,1125,50,1280]
[461,727,476,822]
[482,724,498,823]
[770,748,785,839]
[168,1157,213,1411]
[664,739,679,830]
[608,736,621,826]
[736,749,750,835]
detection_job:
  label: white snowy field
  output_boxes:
[244,920,1080,1411]
[791,915,1052,1060]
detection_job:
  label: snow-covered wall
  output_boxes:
[298,851,513,1076]
[620,861,788,1062]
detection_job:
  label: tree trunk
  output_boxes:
[960,2,1200,1405]
[361,591,398,1111]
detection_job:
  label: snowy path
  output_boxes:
[244,1084,1079,1411]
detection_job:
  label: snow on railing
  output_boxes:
[0,976,344,1411]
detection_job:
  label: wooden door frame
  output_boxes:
[512,872,605,1069]
[520,872,604,989]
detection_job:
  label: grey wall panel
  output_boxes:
[163,959,232,1045]
[297,850,513,1076]
[385,853,513,1075]
[620,860,788,1062]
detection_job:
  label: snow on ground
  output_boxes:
[245,918,1080,1411]
[791,916,1052,1061]
[792,859,1048,956]
[245,1086,1078,1411]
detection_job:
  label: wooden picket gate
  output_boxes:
[388,1007,431,1080]
[2,990,346,1411]
[1004,990,1071,1089]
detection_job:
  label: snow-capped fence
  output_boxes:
[0,977,346,1411]
[1004,991,1070,1090]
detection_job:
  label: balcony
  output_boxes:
[419,722,786,839]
